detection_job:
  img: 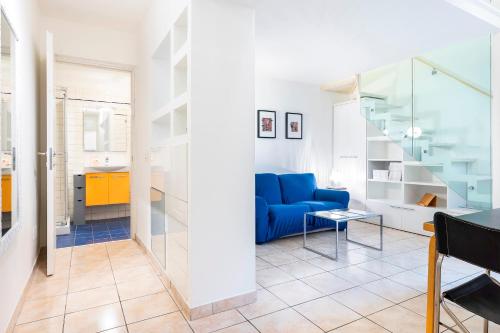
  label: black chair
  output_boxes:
[433,212,500,333]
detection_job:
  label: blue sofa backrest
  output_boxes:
[278,173,317,204]
[255,173,283,205]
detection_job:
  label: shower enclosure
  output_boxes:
[55,88,70,234]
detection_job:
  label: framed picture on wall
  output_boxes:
[257,110,276,138]
[285,112,303,139]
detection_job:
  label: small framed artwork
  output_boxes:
[257,110,276,138]
[285,112,303,139]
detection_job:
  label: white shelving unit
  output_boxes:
[364,123,475,235]
[150,3,190,302]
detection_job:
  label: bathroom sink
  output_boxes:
[85,166,128,172]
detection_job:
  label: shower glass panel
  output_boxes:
[151,187,166,268]
[413,36,491,209]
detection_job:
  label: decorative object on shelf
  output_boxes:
[285,112,303,139]
[257,110,276,138]
[417,193,437,207]
[373,170,389,181]
[389,162,403,181]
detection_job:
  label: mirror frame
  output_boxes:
[0,6,19,256]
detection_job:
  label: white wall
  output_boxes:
[0,0,41,331]
[255,76,335,186]
[40,16,138,66]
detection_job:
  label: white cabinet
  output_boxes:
[333,100,366,209]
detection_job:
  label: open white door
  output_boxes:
[46,31,56,276]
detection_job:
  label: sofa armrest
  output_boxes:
[314,189,349,208]
[255,196,269,244]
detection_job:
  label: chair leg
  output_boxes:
[433,254,444,333]
[442,299,470,333]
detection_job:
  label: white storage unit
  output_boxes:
[148,0,255,314]
[365,122,475,236]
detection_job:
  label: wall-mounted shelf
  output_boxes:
[368,179,402,184]
[404,181,446,187]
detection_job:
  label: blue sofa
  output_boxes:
[255,173,350,244]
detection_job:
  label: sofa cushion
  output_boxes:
[255,173,282,205]
[295,200,345,212]
[278,173,317,204]
[268,204,310,239]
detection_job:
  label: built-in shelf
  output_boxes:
[368,158,403,162]
[368,179,402,184]
[171,92,188,110]
[367,136,401,142]
[173,8,188,54]
[173,42,188,67]
[173,54,188,98]
[404,181,446,187]
[403,161,444,167]
[451,158,476,163]
[152,104,171,123]
[173,103,188,136]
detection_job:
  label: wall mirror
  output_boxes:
[1,10,16,238]
[83,107,128,152]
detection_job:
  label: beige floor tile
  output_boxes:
[381,251,428,270]
[267,280,323,306]
[458,316,500,333]
[259,252,300,266]
[399,294,473,327]
[256,267,295,288]
[101,327,128,333]
[122,291,178,324]
[25,277,68,301]
[277,260,324,279]
[189,309,246,333]
[362,278,421,303]
[216,322,258,333]
[330,318,389,332]
[16,295,66,325]
[331,266,382,285]
[330,286,393,316]
[127,312,191,333]
[288,248,321,261]
[388,270,429,292]
[301,272,355,294]
[13,316,64,333]
[251,308,322,333]
[68,270,115,293]
[256,257,273,270]
[69,260,112,277]
[110,253,150,270]
[116,275,165,300]
[337,251,371,265]
[294,296,361,331]
[238,289,287,320]
[66,285,119,313]
[64,302,125,333]
[368,305,426,333]
[307,256,348,271]
[112,264,157,284]
[356,259,406,277]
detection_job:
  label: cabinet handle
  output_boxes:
[389,205,415,211]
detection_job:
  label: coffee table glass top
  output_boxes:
[306,209,381,221]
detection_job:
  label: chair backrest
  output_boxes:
[255,173,283,205]
[278,173,317,204]
[434,212,500,273]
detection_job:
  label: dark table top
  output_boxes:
[452,208,500,231]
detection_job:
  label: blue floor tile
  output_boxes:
[57,217,131,248]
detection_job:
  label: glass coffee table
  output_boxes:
[303,209,383,260]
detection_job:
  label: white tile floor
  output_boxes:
[15,221,500,332]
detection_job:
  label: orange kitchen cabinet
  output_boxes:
[108,172,130,204]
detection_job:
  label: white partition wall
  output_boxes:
[145,0,255,319]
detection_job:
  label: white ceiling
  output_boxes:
[38,0,151,32]
[255,0,499,85]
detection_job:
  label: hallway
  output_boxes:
[14,240,192,332]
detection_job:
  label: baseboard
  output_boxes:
[6,247,43,333]
[136,236,256,320]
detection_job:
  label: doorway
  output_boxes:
[50,61,133,248]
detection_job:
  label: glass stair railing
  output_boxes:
[360,35,492,210]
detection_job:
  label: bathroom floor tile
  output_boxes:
[66,285,119,313]
[13,316,64,333]
[116,275,165,300]
[121,291,178,324]
[127,312,191,333]
[16,295,66,325]
[251,308,322,333]
[189,309,246,333]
